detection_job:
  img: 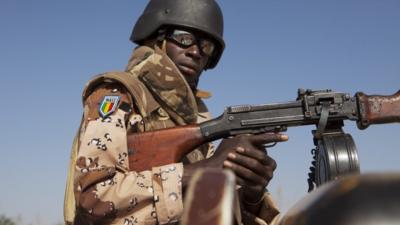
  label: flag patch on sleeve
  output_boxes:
[99,96,121,117]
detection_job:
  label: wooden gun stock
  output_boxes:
[127,125,205,171]
[357,90,400,129]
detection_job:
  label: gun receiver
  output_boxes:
[127,89,400,172]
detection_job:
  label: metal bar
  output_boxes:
[241,115,305,126]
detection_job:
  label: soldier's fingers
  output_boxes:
[235,146,266,162]
[223,160,266,184]
[235,147,277,170]
[226,156,275,183]
[235,176,246,186]
[234,177,262,190]
[227,152,268,175]
[248,133,289,146]
[269,156,277,171]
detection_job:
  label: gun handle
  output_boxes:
[127,125,205,172]
[356,90,400,129]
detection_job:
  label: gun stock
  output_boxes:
[357,90,400,129]
[127,125,204,171]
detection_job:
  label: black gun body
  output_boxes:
[200,91,359,142]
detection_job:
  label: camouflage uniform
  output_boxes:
[64,46,279,225]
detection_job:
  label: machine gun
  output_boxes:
[127,89,400,186]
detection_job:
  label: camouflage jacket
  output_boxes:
[64,46,279,225]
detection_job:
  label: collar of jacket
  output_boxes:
[125,45,202,124]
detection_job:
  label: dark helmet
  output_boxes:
[130,0,225,69]
[279,173,400,225]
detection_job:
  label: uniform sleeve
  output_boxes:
[256,193,280,225]
[241,192,280,225]
[74,83,183,224]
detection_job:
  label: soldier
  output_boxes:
[64,0,288,224]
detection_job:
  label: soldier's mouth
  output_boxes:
[178,64,198,76]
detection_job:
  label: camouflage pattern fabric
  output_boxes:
[66,46,214,225]
[127,46,199,124]
[65,46,279,225]
[73,84,183,225]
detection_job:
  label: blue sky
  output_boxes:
[1,1,399,224]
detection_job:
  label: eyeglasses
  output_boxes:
[167,29,216,57]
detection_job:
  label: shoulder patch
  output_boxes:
[99,96,121,117]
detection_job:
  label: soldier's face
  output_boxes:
[165,30,212,90]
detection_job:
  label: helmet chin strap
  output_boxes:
[161,39,167,53]
[154,29,167,53]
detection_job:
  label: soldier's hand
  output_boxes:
[221,133,288,204]
[182,135,243,190]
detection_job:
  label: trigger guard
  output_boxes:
[264,142,277,148]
